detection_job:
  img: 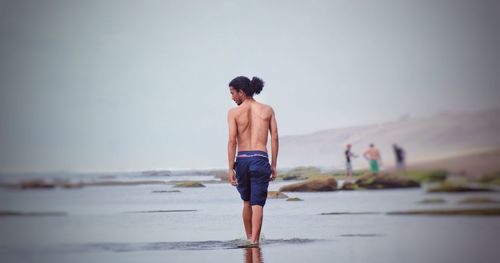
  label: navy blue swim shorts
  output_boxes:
[234,150,272,206]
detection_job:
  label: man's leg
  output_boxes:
[251,205,263,244]
[242,201,252,240]
[345,164,352,183]
[370,160,379,174]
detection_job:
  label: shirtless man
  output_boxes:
[227,76,278,247]
[363,143,383,174]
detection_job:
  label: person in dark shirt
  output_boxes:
[344,144,358,183]
[393,144,406,171]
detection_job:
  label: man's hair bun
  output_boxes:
[249,77,264,95]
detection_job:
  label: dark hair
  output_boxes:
[228,76,264,97]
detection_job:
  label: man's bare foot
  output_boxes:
[236,240,259,248]
[247,242,259,248]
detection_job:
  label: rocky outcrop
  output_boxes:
[458,197,499,204]
[418,198,446,204]
[427,182,492,193]
[142,170,172,177]
[279,178,337,192]
[286,197,303,201]
[19,179,56,189]
[354,173,420,189]
[267,191,288,199]
[341,182,358,190]
[152,190,181,193]
[174,181,206,188]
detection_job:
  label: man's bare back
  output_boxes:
[228,98,278,181]
[229,100,275,152]
[364,147,381,160]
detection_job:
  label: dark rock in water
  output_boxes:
[142,170,172,177]
[85,180,166,186]
[418,198,446,204]
[61,183,84,189]
[175,181,206,188]
[428,181,493,193]
[286,197,303,201]
[279,178,337,192]
[282,174,307,181]
[458,197,499,204]
[128,210,197,213]
[5,179,169,190]
[387,208,500,216]
[19,179,56,189]
[0,210,67,217]
[267,191,288,199]
[152,190,181,193]
[355,173,420,189]
[321,212,380,215]
[341,182,358,190]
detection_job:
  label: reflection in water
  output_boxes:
[244,247,263,263]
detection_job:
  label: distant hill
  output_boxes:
[409,148,500,177]
[279,108,500,169]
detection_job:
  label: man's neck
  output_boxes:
[241,97,255,105]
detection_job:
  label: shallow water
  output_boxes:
[1,173,500,262]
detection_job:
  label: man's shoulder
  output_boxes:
[256,102,274,113]
[228,106,240,114]
[227,107,239,119]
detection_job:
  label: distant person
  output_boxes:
[227,76,279,247]
[344,144,358,183]
[363,143,383,174]
[393,144,406,171]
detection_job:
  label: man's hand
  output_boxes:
[228,169,238,186]
[270,166,277,181]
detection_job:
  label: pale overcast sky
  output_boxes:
[1,0,499,172]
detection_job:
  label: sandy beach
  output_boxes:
[1,152,500,262]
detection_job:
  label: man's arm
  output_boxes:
[227,109,238,186]
[363,150,370,160]
[269,108,279,180]
[377,150,383,166]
